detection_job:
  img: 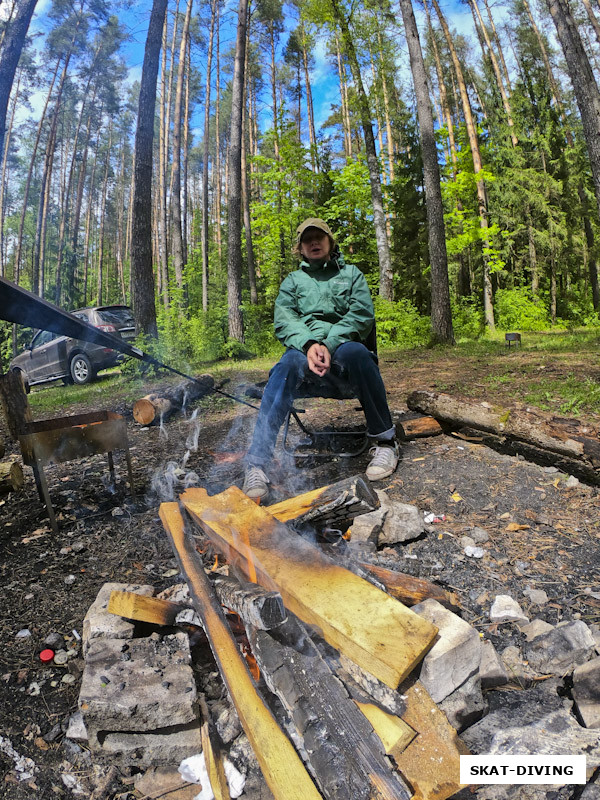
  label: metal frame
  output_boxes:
[282,403,369,459]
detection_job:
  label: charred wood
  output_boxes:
[247,612,412,800]
[211,573,286,630]
[133,373,215,425]
[267,475,379,532]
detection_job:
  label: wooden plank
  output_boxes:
[248,612,413,800]
[108,591,183,626]
[355,562,460,611]
[267,475,379,531]
[397,416,443,441]
[394,679,469,800]
[181,486,438,689]
[199,696,229,800]
[354,701,417,762]
[158,502,322,800]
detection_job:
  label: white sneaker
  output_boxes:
[365,441,399,481]
[242,465,270,500]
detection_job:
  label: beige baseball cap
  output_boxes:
[296,217,335,243]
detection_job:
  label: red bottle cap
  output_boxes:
[39,649,54,664]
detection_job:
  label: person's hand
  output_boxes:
[306,342,331,377]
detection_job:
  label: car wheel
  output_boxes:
[70,353,94,385]
[11,368,30,394]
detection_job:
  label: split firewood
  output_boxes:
[0,458,24,495]
[397,415,443,441]
[267,474,379,531]
[333,655,469,800]
[0,371,32,439]
[181,486,438,689]
[408,389,600,482]
[355,562,460,610]
[158,502,322,800]
[133,373,215,425]
[109,577,285,631]
[246,611,413,800]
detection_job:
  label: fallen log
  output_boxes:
[133,374,215,425]
[181,486,438,688]
[397,416,443,441]
[0,458,24,495]
[158,502,322,800]
[408,389,600,483]
[109,577,285,631]
[267,474,379,531]
[247,611,413,800]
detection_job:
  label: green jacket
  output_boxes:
[274,253,374,355]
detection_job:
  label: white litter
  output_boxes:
[0,735,37,781]
[179,752,245,799]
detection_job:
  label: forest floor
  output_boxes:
[1,332,600,799]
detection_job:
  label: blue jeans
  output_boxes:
[247,343,395,468]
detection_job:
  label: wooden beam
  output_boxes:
[267,474,379,531]
[158,502,322,800]
[247,611,413,800]
[181,486,438,689]
[397,416,443,441]
[199,696,229,800]
[108,591,183,626]
[356,562,460,611]
[212,574,286,629]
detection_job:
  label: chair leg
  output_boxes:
[32,461,58,533]
[124,446,135,498]
[107,451,116,486]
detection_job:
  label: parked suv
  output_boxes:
[10,305,136,388]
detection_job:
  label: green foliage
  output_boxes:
[373,297,430,348]
[451,297,485,340]
[494,287,550,331]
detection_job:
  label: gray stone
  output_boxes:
[412,599,481,703]
[566,475,580,488]
[525,620,596,675]
[216,705,243,744]
[490,595,529,625]
[461,679,600,769]
[79,633,197,732]
[523,587,549,606]
[464,546,485,559]
[438,672,487,731]
[94,722,203,767]
[573,656,600,728]
[519,618,554,641]
[82,583,154,655]
[581,783,600,800]
[459,536,476,549]
[500,645,538,684]
[470,527,489,544]
[65,712,88,742]
[349,507,386,543]
[378,496,424,545]
[480,639,509,689]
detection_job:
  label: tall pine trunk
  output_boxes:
[398,0,453,343]
[131,0,168,338]
[202,0,217,312]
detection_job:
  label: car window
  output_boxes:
[97,307,135,326]
[33,330,55,347]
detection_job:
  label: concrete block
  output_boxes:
[82,582,155,655]
[412,598,481,703]
[573,656,600,728]
[525,620,596,675]
[95,722,203,767]
[480,639,509,689]
[79,633,197,732]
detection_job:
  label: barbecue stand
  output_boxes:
[19,410,135,532]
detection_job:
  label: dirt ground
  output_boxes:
[1,347,599,799]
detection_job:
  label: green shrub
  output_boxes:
[451,296,485,340]
[374,297,430,348]
[494,287,550,331]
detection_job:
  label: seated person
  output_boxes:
[243,217,399,501]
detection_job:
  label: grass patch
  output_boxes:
[524,374,600,415]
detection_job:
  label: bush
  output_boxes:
[451,297,485,340]
[374,297,430,348]
[494,287,550,331]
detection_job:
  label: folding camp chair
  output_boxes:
[281,326,378,459]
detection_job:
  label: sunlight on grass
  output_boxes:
[525,375,600,415]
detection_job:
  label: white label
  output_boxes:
[460,755,587,784]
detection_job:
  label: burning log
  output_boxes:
[267,474,380,531]
[246,611,413,800]
[132,374,215,425]
[354,562,460,611]
[0,458,24,495]
[181,486,438,689]
[408,389,600,483]
[158,502,322,800]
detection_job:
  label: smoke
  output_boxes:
[150,411,204,502]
